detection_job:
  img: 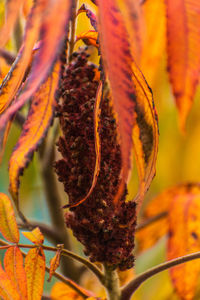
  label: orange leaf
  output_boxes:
[97,0,158,204]
[167,183,200,300]
[51,282,92,300]
[116,0,144,62]
[0,0,47,115]
[8,60,60,203]
[22,227,44,245]
[48,245,63,282]
[0,193,19,243]
[0,261,21,300]
[76,30,98,47]
[140,0,166,86]
[0,0,24,47]
[166,0,200,130]
[0,0,72,132]
[25,247,45,300]
[4,246,27,300]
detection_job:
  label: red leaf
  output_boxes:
[97,0,158,203]
[0,0,72,131]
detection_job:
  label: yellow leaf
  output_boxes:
[51,282,91,300]
[4,246,27,300]
[25,247,45,300]
[0,193,19,243]
[0,0,24,47]
[0,261,21,300]
[168,183,200,300]
[8,60,60,204]
[22,227,44,245]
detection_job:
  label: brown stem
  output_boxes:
[136,211,167,231]
[0,49,15,64]
[121,251,200,300]
[104,265,121,300]
[68,0,78,60]
[0,239,91,299]
[39,134,79,281]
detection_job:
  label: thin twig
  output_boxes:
[0,239,94,299]
[136,211,167,231]
[68,0,78,59]
[121,251,200,300]
[6,241,104,284]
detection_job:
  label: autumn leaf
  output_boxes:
[97,0,158,204]
[78,4,97,30]
[9,60,60,204]
[136,188,170,252]
[48,245,63,282]
[4,246,27,300]
[140,0,166,86]
[0,0,24,47]
[22,227,44,245]
[165,0,200,130]
[0,193,19,243]
[167,183,200,300]
[0,261,21,300]
[0,0,72,132]
[25,247,45,300]
[0,0,46,115]
[51,282,93,300]
[76,30,98,47]
[115,0,143,62]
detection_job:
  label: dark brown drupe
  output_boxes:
[54,49,136,270]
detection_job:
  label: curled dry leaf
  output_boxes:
[22,227,44,245]
[0,193,19,243]
[25,247,45,300]
[165,0,200,130]
[167,183,200,300]
[4,246,27,300]
[48,245,63,282]
[76,30,98,47]
[9,60,60,203]
[97,0,158,204]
